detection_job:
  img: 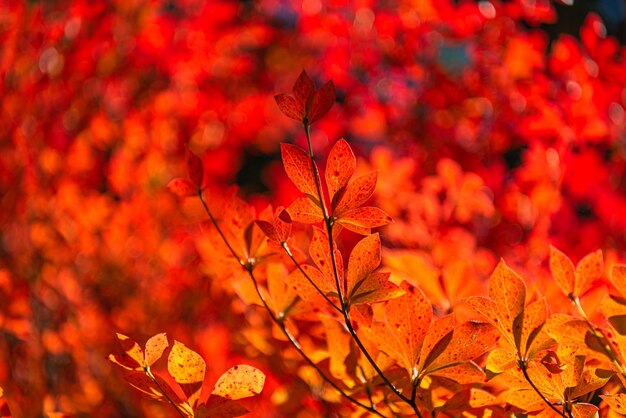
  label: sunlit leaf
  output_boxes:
[144,333,168,368]
[325,139,355,200]
[281,143,319,198]
[212,365,265,400]
[168,341,205,402]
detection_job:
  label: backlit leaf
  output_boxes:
[281,143,319,198]
[367,282,432,377]
[574,249,603,297]
[108,333,144,371]
[202,396,249,418]
[168,341,205,402]
[336,207,393,235]
[275,94,301,120]
[287,197,323,224]
[334,171,378,214]
[309,227,342,286]
[144,333,168,368]
[601,393,626,414]
[550,246,575,296]
[347,233,381,295]
[464,260,525,350]
[309,80,335,123]
[611,265,626,297]
[212,365,265,400]
[325,139,355,200]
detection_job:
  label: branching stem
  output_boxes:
[303,122,422,418]
[197,188,383,417]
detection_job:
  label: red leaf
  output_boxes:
[287,197,324,224]
[281,143,319,198]
[254,220,277,242]
[167,178,196,197]
[334,171,378,214]
[366,282,432,376]
[186,149,204,188]
[336,207,392,235]
[203,396,249,418]
[274,94,301,121]
[293,70,315,115]
[325,139,355,201]
[309,80,335,123]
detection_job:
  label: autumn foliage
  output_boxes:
[2,0,626,417]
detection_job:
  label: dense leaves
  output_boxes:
[2,0,626,417]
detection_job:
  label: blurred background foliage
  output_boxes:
[1,0,626,416]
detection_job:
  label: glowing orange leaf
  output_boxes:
[280,143,319,199]
[325,139,355,201]
[211,365,265,400]
[168,341,205,402]
[464,260,526,351]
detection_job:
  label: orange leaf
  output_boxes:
[367,282,432,377]
[325,139,355,200]
[266,263,299,317]
[485,348,517,374]
[521,298,548,358]
[167,178,197,197]
[438,388,496,411]
[108,333,144,371]
[611,265,626,297]
[144,333,168,368]
[320,315,352,379]
[601,393,626,414]
[571,403,598,418]
[464,260,526,350]
[347,233,381,295]
[212,365,265,400]
[168,341,206,402]
[350,272,403,305]
[428,361,486,385]
[574,249,603,296]
[281,143,319,199]
[418,315,456,371]
[309,227,342,286]
[336,207,392,235]
[287,197,323,224]
[425,321,499,374]
[550,246,575,296]
[288,264,335,304]
[334,171,378,214]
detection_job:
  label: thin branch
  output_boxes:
[518,360,571,418]
[145,368,187,418]
[281,241,342,313]
[303,123,422,417]
[197,189,384,417]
